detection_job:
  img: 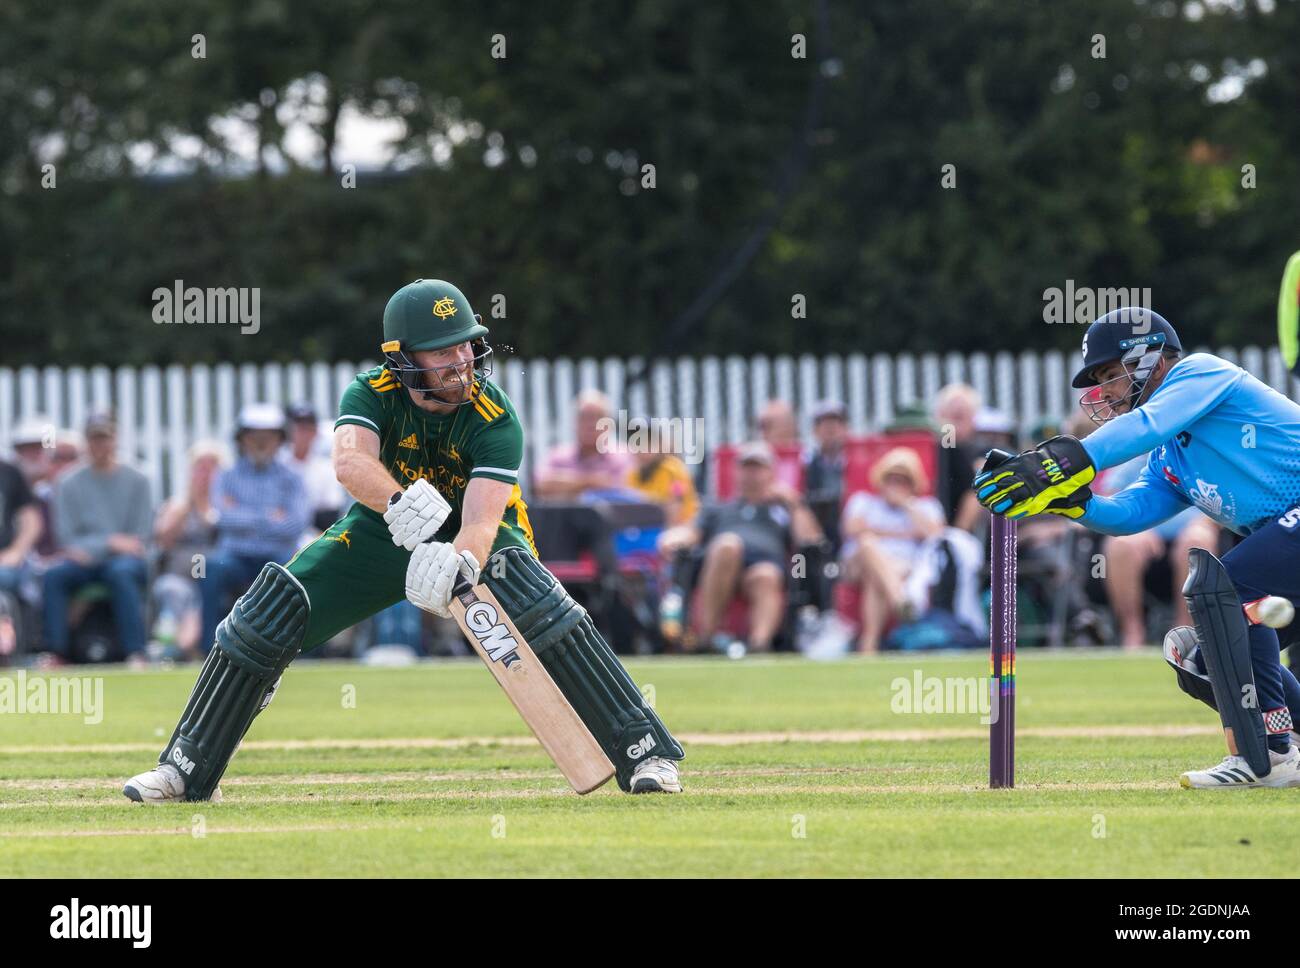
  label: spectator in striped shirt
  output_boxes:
[198,404,308,653]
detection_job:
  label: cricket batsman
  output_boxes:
[123,279,683,801]
[974,306,1300,789]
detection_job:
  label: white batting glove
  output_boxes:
[405,542,481,618]
[384,479,452,550]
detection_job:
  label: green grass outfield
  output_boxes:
[3,649,1298,877]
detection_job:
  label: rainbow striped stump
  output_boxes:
[989,515,1017,788]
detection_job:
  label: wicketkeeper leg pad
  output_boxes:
[1183,548,1271,777]
[159,563,309,801]
[483,547,684,792]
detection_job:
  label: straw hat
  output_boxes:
[870,446,928,493]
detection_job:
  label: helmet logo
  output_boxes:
[432,297,458,319]
[1081,335,1088,360]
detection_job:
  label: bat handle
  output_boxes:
[451,555,480,599]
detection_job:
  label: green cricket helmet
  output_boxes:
[380,279,493,404]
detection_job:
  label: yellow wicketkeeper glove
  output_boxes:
[972,436,1096,519]
[1040,486,1092,519]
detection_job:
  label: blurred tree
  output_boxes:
[0,0,1294,366]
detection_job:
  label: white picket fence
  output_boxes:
[1,346,1293,500]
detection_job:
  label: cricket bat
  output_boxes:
[448,575,615,794]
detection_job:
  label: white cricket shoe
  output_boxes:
[1179,745,1300,790]
[629,756,682,794]
[122,763,222,804]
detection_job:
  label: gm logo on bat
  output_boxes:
[464,600,523,669]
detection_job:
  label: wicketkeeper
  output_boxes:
[974,306,1300,789]
[124,279,683,802]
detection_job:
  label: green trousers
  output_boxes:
[287,503,532,651]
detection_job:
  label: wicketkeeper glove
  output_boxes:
[1040,485,1092,519]
[972,435,1095,519]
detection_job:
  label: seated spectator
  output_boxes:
[52,430,83,472]
[803,400,848,550]
[152,440,226,658]
[932,383,984,532]
[200,404,308,652]
[757,399,799,449]
[755,398,808,496]
[750,397,826,544]
[534,390,631,501]
[840,448,946,653]
[885,403,933,433]
[0,454,43,657]
[1098,455,1220,649]
[11,416,55,488]
[42,412,152,665]
[626,449,699,527]
[283,402,346,539]
[658,441,802,654]
[972,407,1017,455]
[33,430,83,560]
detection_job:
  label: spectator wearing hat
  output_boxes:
[10,416,55,491]
[803,400,849,551]
[42,412,152,664]
[11,419,82,563]
[0,452,42,656]
[199,404,308,652]
[840,447,947,653]
[2,420,47,590]
[283,402,346,540]
[658,441,800,654]
[0,456,40,578]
